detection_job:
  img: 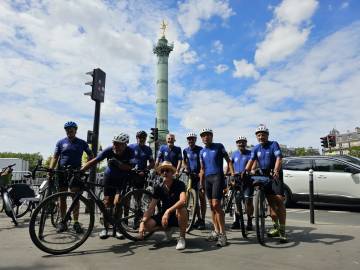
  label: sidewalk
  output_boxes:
[0,213,359,270]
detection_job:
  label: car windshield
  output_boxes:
[336,155,360,166]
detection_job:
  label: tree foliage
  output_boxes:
[349,146,360,158]
[0,152,43,170]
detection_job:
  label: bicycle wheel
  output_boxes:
[13,200,32,218]
[117,189,154,241]
[254,189,266,245]
[29,192,94,255]
[3,192,18,226]
[186,188,197,233]
[235,191,247,238]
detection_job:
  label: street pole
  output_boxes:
[90,100,101,184]
[309,169,315,224]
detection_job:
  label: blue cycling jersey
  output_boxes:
[183,145,203,174]
[54,137,92,168]
[231,149,251,174]
[200,143,228,177]
[157,145,182,167]
[250,141,282,171]
[96,146,135,178]
[128,143,153,170]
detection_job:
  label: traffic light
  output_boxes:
[150,128,158,142]
[320,137,328,148]
[328,135,336,147]
[85,68,106,102]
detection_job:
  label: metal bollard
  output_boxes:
[309,169,315,224]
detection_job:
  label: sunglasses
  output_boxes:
[160,169,172,174]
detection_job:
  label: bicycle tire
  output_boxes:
[29,191,94,255]
[186,188,197,233]
[0,192,4,212]
[117,189,155,241]
[254,189,266,245]
[235,191,247,238]
[14,200,32,218]
[3,192,18,226]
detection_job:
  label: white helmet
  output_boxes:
[236,136,247,142]
[186,132,197,138]
[255,124,269,134]
[113,133,129,143]
[199,128,213,136]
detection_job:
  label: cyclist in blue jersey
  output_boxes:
[245,124,288,243]
[199,128,234,247]
[49,121,93,234]
[155,133,182,176]
[81,132,134,239]
[230,136,254,231]
[182,132,206,230]
[129,130,155,189]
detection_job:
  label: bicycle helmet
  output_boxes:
[113,133,129,144]
[136,130,147,138]
[236,136,247,142]
[186,132,197,139]
[255,124,269,134]
[199,128,213,136]
[64,121,78,129]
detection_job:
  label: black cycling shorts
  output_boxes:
[152,212,178,227]
[205,173,225,200]
[189,173,200,191]
[56,170,82,189]
[131,173,146,189]
[103,174,128,197]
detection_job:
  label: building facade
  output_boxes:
[324,127,360,155]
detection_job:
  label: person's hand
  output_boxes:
[175,171,179,178]
[138,221,145,240]
[139,171,145,177]
[273,171,280,181]
[162,211,169,228]
[199,186,205,194]
[48,168,55,179]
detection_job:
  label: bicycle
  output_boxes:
[29,168,154,255]
[178,169,198,233]
[252,175,271,245]
[0,164,18,226]
[223,174,247,238]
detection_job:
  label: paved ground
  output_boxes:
[0,206,360,270]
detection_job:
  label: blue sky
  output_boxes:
[0,0,359,158]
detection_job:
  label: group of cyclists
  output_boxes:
[49,120,288,251]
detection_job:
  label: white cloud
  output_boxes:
[255,0,319,67]
[197,63,206,70]
[215,64,229,74]
[0,0,200,157]
[232,59,259,79]
[211,40,223,54]
[179,22,360,150]
[177,0,234,37]
[340,2,349,9]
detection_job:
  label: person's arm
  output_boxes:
[81,157,98,171]
[199,161,205,192]
[224,155,234,176]
[49,155,59,170]
[147,159,155,170]
[273,157,282,180]
[165,191,186,214]
[139,198,158,239]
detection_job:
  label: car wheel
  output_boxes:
[283,186,293,207]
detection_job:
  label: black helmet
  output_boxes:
[136,130,147,138]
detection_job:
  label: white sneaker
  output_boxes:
[176,237,186,250]
[99,229,109,239]
[115,231,125,240]
[216,234,227,247]
[163,227,176,242]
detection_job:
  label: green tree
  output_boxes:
[0,152,43,171]
[349,146,360,158]
[294,148,307,156]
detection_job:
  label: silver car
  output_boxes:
[282,155,360,206]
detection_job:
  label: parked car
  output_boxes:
[282,155,360,206]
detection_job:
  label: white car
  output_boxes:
[282,155,360,206]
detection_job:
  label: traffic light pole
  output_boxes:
[90,100,101,184]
